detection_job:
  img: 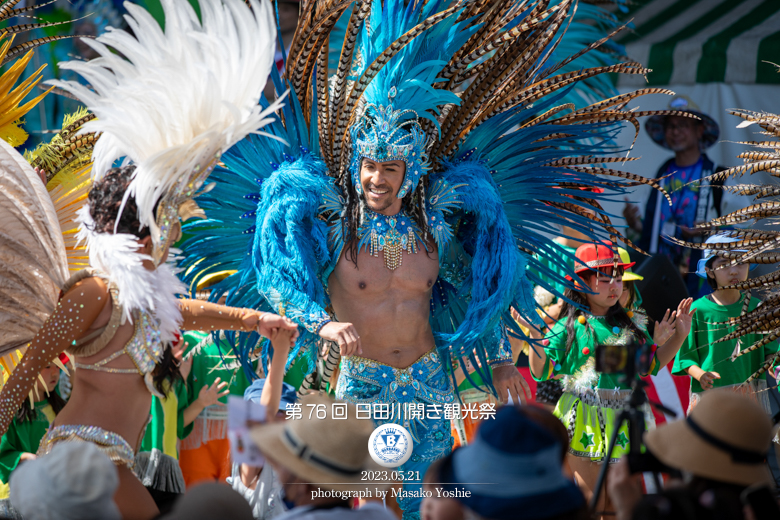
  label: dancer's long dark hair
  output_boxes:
[87,165,154,239]
[559,269,644,352]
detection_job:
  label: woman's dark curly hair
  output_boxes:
[559,268,643,352]
[87,165,151,239]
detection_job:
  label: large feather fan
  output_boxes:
[26,109,99,274]
[0,139,69,363]
[49,0,283,240]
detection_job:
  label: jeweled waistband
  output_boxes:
[342,346,439,370]
[38,424,135,469]
[337,346,452,407]
[340,348,444,386]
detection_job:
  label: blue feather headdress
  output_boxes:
[350,97,430,198]
[345,0,467,199]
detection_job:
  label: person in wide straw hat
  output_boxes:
[623,95,726,299]
[249,394,395,519]
[609,390,777,520]
[646,389,773,487]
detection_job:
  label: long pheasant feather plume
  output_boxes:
[730,331,780,363]
[746,352,780,383]
[335,0,466,172]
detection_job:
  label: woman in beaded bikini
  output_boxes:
[0,1,292,518]
[527,242,693,518]
[0,166,297,520]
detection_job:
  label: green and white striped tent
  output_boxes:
[617,0,780,87]
[603,0,780,240]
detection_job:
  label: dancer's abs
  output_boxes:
[329,244,439,369]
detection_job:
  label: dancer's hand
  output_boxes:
[653,308,676,346]
[493,365,530,405]
[319,322,362,356]
[197,377,229,407]
[255,313,298,347]
[672,298,695,338]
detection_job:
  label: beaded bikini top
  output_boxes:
[63,269,165,397]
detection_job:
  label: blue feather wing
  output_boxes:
[178,64,333,378]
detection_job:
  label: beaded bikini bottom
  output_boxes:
[37,424,136,469]
[335,348,454,445]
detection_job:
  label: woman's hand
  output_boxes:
[252,312,298,347]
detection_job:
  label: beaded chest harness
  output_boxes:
[73,310,165,397]
[357,209,424,271]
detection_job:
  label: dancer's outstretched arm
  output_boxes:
[178,300,298,347]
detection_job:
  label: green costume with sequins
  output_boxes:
[534,315,658,462]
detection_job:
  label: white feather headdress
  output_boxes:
[49,0,283,263]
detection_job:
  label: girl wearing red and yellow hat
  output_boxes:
[527,243,694,516]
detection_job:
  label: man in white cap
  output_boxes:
[623,96,725,299]
[250,394,395,520]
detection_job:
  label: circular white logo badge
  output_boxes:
[368,423,413,468]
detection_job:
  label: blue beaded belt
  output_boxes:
[336,348,454,442]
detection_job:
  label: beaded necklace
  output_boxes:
[357,208,424,271]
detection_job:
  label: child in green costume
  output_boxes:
[527,243,693,514]
[673,234,780,413]
[177,330,254,487]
